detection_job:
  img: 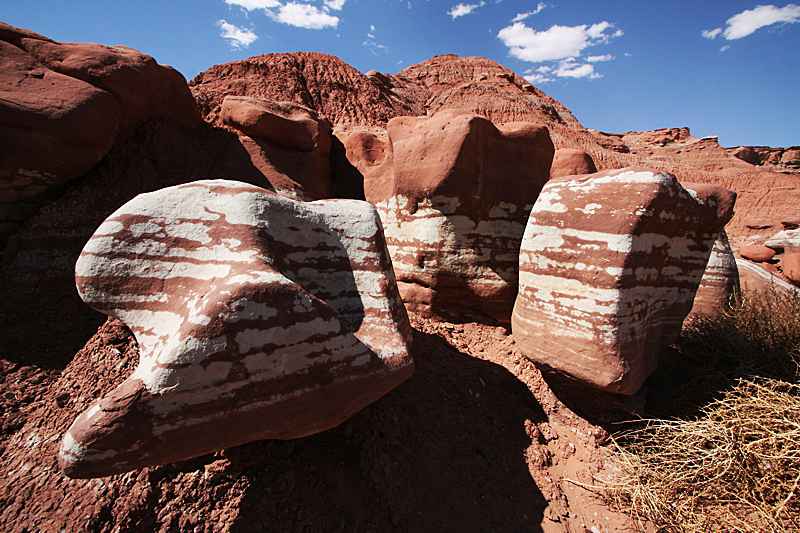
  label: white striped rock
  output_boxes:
[512,168,736,394]
[357,109,554,322]
[59,180,413,478]
[690,229,740,317]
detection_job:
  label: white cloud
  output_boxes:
[270,2,339,28]
[524,72,554,84]
[497,21,621,62]
[720,45,731,51]
[324,0,346,10]
[363,40,389,55]
[586,54,613,62]
[554,60,597,78]
[512,2,546,22]
[448,2,485,19]
[218,20,258,47]
[225,0,280,9]
[704,4,800,41]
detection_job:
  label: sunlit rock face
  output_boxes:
[354,109,554,323]
[512,168,736,394]
[59,180,413,479]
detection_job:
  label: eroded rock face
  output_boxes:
[59,180,413,478]
[0,22,200,202]
[691,230,739,316]
[550,148,597,179]
[355,110,554,322]
[220,96,334,200]
[512,168,736,394]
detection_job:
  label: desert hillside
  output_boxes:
[0,22,797,532]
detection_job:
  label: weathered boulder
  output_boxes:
[549,148,597,179]
[691,230,739,316]
[220,96,334,200]
[0,39,121,202]
[731,146,760,165]
[59,180,413,478]
[764,228,800,253]
[512,168,736,394]
[781,253,800,283]
[355,109,554,322]
[0,22,200,202]
[740,245,776,262]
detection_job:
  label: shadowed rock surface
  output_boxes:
[690,230,740,317]
[0,22,200,203]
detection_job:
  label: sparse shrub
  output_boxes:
[601,288,800,532]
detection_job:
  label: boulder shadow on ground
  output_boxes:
[225,327,549,532]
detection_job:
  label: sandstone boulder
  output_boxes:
[354,109,554,322]
[731,146,760,165]
[220,96,334,200]
[512,168,736,394]
[691,230,739,316]
[59,180,413,478]
[781,253,800,283]
[0,22,200,202]
[549,148,597,179]
[740,245,776,262]
[764,228,800,253]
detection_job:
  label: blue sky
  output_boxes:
[4,1,799,147]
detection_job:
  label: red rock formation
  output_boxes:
[691,230,739,316]
[220,96,335,200]
[61,180,413,478]
[550,148,597,179]
[355,110,553,323]
[190,52,415,128]
[512,168,736,394]
[0,23,200,203]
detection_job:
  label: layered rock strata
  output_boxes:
[353,109,554,322]
[690,230,740,316]
[512,168,736,394]
[59,180,413,478]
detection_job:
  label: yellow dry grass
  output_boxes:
[601,288,800,532]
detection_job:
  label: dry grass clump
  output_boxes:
[601,289,800,532]
[606,380,800,532]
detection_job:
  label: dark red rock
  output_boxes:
[0,22,200,202]
[220,96,334,200]
[740,245,777,262]
[0,39,121,202]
